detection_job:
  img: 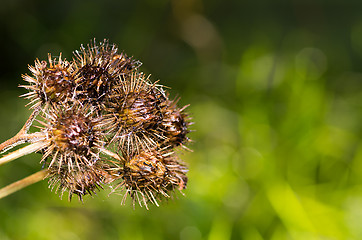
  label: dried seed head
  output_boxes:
[76,64,113,103]
[39,103,104,171]
[21,53,75,109]
[47,163,113,201]
[105,73,168,155]
[114,150,188,208]
[52,111,95,153]
[73,39,141,75]
[160,102,191,148]
[73,39,141,106]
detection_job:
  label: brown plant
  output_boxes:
[0,39,192,208]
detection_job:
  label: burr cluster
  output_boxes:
[0,39,192,208]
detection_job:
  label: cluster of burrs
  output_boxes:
[0,39,191,208]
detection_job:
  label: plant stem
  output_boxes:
[0,141,49,166]
[0,169,48,199]
[0,109,41,154]
[99,147,122,162]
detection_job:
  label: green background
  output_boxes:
[1,0,362,239]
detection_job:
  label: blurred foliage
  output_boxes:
[1,0,362,239]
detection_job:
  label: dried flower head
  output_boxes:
[73,39,141,107]
[38,102,104,171]
[47,163,113,201]
[21,53,75,109]
[105,73,168,155]
[113,150,188,208]
[159,101,191,148]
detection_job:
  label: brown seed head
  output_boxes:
[21,53,75,109]
[52,111,96,154]
[160,102,191,148]
[105,73,168,155]
[113,150,188,208]
[39,103,104,171]
[47,163,113,201]
[73,39,141,107]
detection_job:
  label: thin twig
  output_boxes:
[0,109,41,154]
[0,141,49,166]
[0,169,48,199]
[99,147,122,162]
